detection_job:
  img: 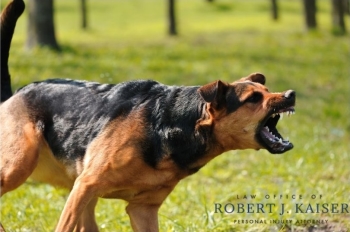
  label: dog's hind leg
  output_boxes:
[0,96,43,196]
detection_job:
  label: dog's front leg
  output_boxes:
[75,197,99,232]
[125,185,176,232]
[55,176,98,232]
[126,203,160,232]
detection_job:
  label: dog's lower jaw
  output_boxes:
[213,133,262,153]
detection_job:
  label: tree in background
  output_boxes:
[345,0,350,14]
[302,0,317,29]
[81,0,88,29]
[26,0,60,50]
[168,0,177,35]
[271,0,279,21]
[331,0,347,34]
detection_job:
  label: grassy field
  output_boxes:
[1,0,350,231]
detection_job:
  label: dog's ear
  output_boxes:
[239,73,266,85]
[198,80,228,109]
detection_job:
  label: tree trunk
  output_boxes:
[271,0,279,21]
[81,0,88,29]
[344,0,350,14]
[331,0,346,34]
[302,0,317,29]
[26,0,60,50]
[168,0,177,35]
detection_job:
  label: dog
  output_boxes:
[0,0,296,231]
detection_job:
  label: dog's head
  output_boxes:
[198,73,295,154]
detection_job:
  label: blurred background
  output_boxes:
[1,0,349,231]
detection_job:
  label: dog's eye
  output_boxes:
[246,92,262,103]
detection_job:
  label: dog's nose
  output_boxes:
[283,90,296,100]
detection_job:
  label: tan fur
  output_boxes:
[0,96,42,195]
[29,141,76,189]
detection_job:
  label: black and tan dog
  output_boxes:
[0,1,296,231]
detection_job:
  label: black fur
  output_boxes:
[18,79,121,160]
[142,85,212,169]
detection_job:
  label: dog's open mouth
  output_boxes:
[257,106,295,154]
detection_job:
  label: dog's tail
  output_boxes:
[1,0,25,102]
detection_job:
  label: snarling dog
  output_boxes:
[0,0,296,231]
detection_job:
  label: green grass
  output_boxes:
[1,0,350,231]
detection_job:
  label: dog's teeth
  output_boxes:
[278,138,283,144]
[265,126,269,132]
[270,132,277,140]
